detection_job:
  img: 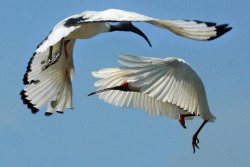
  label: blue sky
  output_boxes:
[0,0,249,166]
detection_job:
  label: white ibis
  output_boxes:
[88,54,216,153]
[20,9,231,116]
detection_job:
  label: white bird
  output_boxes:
[20,9,231,116]
[88,54,216,153]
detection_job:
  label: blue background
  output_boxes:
[0,0,249,166]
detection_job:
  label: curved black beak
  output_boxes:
[87,86,120,96]
[110,22,152,47]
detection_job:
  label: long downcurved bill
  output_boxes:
[88,86,120,96]
[110,22,152,47]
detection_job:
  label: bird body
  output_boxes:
[90,54,215,122]
[89,54,216,153]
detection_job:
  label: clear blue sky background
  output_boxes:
[0,0,249,166]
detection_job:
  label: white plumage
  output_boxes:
[89,54,215,153]
[91,54,215,121]
[20,9,231,115]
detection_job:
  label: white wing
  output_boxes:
[75,9,231,41]
[92,68,192,120]
[26,9,231,80]
[36,14,81,53]
[118,54,216,121]
[31,9,231,64]
[23,8,231,85]
[21,40,75,115]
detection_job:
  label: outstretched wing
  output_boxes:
[21,40,76,115]
[118,54,215,121]
[69,9,232,41]
[91,67,193,120]
[36,15,82,53]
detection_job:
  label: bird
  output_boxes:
[20,9,232,116]
[88,54,216,153]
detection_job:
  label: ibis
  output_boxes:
[88,54,216,153]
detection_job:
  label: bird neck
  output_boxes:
[102,23,112,33]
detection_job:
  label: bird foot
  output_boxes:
[192,133,200,154]
[178,114,186,129]
[42,51,61,71]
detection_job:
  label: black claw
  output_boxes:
[192,135,200,154]
[192,142,199,154]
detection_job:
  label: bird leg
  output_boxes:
[178,113,195,129]
[192,119,208,154]
[64,40,71,58]
[42,38,64,71]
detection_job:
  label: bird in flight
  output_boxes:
[88,54,216,153]
[20,9,231,115]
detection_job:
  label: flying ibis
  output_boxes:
[88,54,216,153]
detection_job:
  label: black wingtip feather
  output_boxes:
[194,20,217,27]
[23,30,51,85]
[23,52,36,85]
[20,90,39,114]
[204,22,217,27]
[45,112,53,116]
[56,111,64,114]
[64,16,89,27]
[209,24,232,40]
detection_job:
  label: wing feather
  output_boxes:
[78,9,231,41]
[91,54,215,121]
[122,55,214,120]
[21,40,75,114]
[90,61,191,120]
[56,85,68,112]
[98,90,191,119]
